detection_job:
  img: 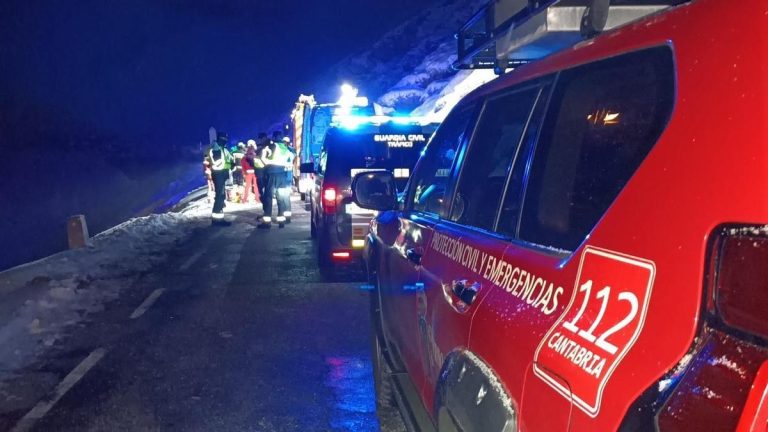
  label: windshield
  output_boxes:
[326,131,428,189]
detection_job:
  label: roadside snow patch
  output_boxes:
[0,199,209,379]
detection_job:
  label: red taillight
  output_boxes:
[714,231,768,339]
[322,187,337,215]
[331,251,350,260]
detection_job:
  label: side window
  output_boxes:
[448,87,539,232]
[519,46,675,251]
[496,84,551,237]
[408,107,474,217]
[318,149,327,176]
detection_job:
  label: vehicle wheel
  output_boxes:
[310,217,317,238]
[300,192,306,201]
[371,317,395,415]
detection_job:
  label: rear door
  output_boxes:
[379,106,477,387]
[418,84,547,409]
[347,130,431,250]
[312,147,328,228]
[323,131,379,250]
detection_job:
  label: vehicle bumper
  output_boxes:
[320,214,366,264]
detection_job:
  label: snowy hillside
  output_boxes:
[318,0,497,121]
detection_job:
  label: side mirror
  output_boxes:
[299,162,315,174]
[352,171,398,211]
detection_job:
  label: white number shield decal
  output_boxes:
[533,246,655,417]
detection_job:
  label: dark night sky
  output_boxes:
[0,0,434,148]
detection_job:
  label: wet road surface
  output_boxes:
[0,199,405,431]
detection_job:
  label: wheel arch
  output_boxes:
[434,349,519,432]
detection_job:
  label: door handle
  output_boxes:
[406,248,422,265]
[452,280,480,305]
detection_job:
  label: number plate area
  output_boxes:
[533,246,655,417]
[345,202,374,215]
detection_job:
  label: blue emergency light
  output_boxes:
[331,113,431,130]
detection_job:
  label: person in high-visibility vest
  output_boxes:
[258,133,294,229]
[204,133,233,223]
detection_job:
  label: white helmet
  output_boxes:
[247,139,256,147]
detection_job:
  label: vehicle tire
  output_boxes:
[300,192,306,201]
[310,217,317,239]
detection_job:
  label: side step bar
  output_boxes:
[390,372,437,432]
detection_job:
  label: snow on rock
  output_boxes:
[0,197,210,378]
[376,40,457,111]
[425,79,451,96]
[412,69,498,122]
[377,87,428,111]
[317,0,486,103]
[320,0,498,122]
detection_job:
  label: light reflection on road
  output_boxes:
[325,356,379,431]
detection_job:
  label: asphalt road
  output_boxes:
[0,198,405,432]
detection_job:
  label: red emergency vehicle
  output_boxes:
[352,0,768,430]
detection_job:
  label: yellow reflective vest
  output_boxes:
[206,146,233,171]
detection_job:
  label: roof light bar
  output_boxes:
[331,114,432,129]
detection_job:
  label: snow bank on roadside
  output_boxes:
[0,197,210,375]
[412,69,498,122]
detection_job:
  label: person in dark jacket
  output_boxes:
[254,132,269,199]
[258,132,293,229]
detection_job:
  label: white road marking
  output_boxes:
[179,250,205,271]
[129,288,166,319]
[12,348,107,432]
